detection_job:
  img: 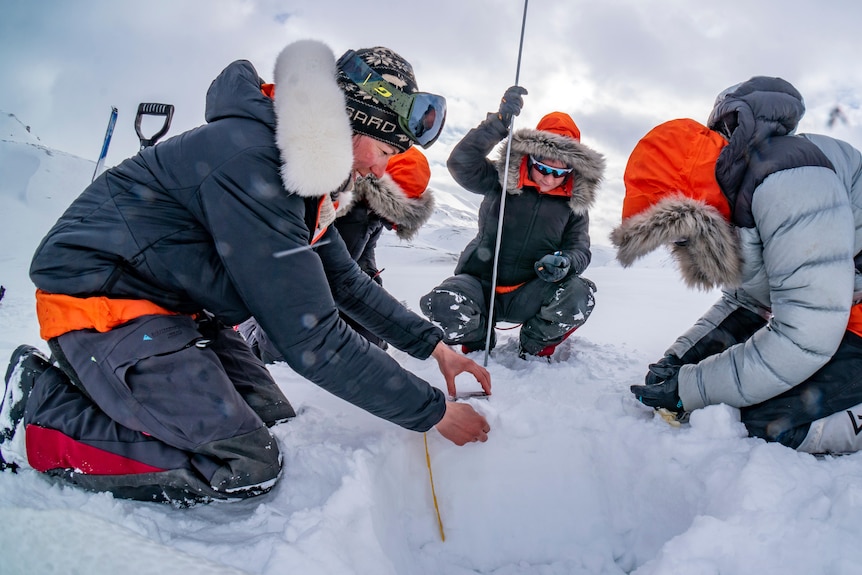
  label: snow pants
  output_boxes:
[420,273,596,354]
[23,313,295,505]
[669,304,862,449]
[741,330,862,449]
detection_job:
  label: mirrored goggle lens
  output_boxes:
[402,93,447,148]
[530,156,573,178]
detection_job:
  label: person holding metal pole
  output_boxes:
[420,88,605,360]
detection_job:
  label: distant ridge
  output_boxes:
[0,110,43,146]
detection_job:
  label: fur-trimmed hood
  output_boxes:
[497,113,605,216]
[610,194,742,290]
[337,174,435,240]
[610,118,741,290]
[272,40,355,199]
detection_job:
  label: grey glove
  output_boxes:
[498,85,528,126]
[534,252,570,283]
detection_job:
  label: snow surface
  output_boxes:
[2,114,862,575]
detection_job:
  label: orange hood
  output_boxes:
[610,119,742,290]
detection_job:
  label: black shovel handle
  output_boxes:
[135,103,174,149]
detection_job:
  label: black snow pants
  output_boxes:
[420,272,596,354]
[23,313,295,505]
[742,331,862,448]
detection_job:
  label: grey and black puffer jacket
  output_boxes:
[672,77,862,410]
[447,112,605,288]
[29,40,446,431]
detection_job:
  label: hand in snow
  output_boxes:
[644,354,682,386]
[631,370,684,412]
[436,401,491,446]
[431,341,492,399]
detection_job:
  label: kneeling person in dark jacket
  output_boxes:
[0,41,491,504]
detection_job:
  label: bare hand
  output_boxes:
[435,401,491,446]
[431,341,492,398]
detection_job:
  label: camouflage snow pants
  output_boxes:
[420,273,596,355]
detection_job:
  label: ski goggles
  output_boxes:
[337,50,447,148]
[529,155,573,178]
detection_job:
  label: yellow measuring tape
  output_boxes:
[424,433,445,541]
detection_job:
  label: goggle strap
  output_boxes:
[337,50,413,118]
[354,79,413,118]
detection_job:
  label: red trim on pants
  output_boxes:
[25,424,166,475]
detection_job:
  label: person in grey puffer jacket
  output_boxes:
[612,76,862,455]
[421,86,605,359]
[0,40,491,504]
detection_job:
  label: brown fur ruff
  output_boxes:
[338,173,435,241]
[609,194,742,290]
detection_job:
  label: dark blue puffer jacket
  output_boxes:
[29,40,446,431]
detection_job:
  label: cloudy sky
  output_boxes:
[3,0,861,240]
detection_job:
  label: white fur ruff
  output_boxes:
[274,40,354,198]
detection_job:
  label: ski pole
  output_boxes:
[483,0,530,367]
[92,106,118,182]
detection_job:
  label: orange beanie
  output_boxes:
[622,118,730,220]
[535,111,581,142]
[385,146,430,198]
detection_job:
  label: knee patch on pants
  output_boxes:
[420,288,486,344]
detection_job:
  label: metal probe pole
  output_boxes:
[483,0,530,366]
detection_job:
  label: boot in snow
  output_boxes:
[519,326,579,360]
[797,403,862,455]
[1,345,51,471]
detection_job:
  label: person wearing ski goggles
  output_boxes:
[336,49,447,150]
[8,40,489,505]
[420,86,606,360]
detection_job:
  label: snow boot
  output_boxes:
[1,345,51,471]
[461,331,496,355]
[517,342,551,362]
[519,326,579,360]
[797,403,862,455]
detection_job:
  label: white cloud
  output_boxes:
[2,0,861,241]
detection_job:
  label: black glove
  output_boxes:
[498,85,528,126]
[631,369,684,412]
[644,354,682,386]
[534,253,570,283]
